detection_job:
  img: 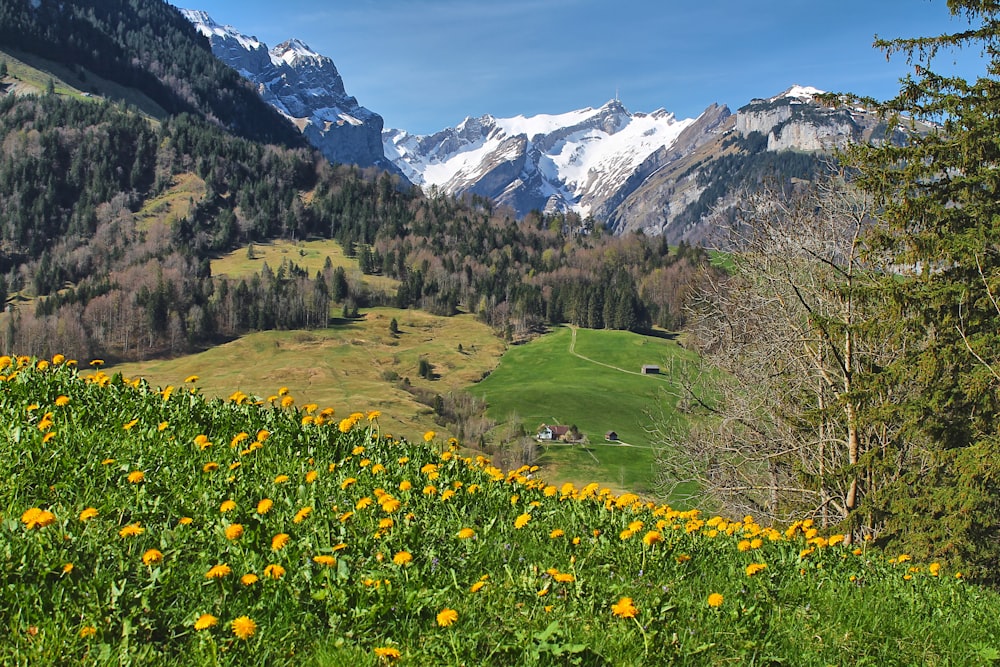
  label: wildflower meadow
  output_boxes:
[2,354,999,665]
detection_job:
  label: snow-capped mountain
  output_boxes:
[181,9,401,176]
[383,100,700,219]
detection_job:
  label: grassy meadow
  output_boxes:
[111,308,505,445]
[210,239,400,296]
[470,326,699,498]
[3,354,999,666]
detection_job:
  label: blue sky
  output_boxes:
[176,1,985,135]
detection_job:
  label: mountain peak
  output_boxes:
[273,38,324,66]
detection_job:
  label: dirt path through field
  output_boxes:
[567,326,669,381]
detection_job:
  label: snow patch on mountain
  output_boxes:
[182,8,400,175]
[384,100,695,218]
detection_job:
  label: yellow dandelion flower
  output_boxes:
[271,533,290,551]
[746,562,767,577]
[79,626,97,638]
[642,530,663,546]
[54,395,70,407]
[676,554,691,563]
[263,563,285,579]
[205,564,231,579]
[51,354,65,365]
[611,596,638,618]
[367,410,381,421]
[179,516,193,525]
[142,549,163,566]
[374,646,400,661]
[707,593,724,608]
[158,421,169,431]
[381,498,401,513]
[79,507,99,522]
[423,430,436,442]
[274,474,290,484]
[225,524,244,540]
[356,497,374,510]
[293,507,313,524]
[339,511,354,523]
[470,580,487,593]
[305,470,318,484]
[457,527,475,539]
[42,431,56,443]
[194,614,217,630]
[341,477,357,490]
[554,572,574,583]
[256,498,273,514]
[63,563,74,574]
[313,555,337,567]
[423,485,437,496]
[194,434,211,450]
[280,395,294,409]
[202,462,219,473]
[119,523,144,538]
[127,471,145,483]
[514,513,531,529]
[256,429,270,442]
[123,418,139,431]
[393,551,413,566]
[184,375,199,383]
[241,573,259,586]
[436,608,458,627]
[101,458,115,465]
[231,615,256,640]
[929,562,941,576]
[220,499,237,513]
[399,480,413,491]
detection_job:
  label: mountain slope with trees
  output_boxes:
[0,0,714,363]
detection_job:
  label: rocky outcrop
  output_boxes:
[181,9,403,178]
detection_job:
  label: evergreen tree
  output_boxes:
[847,1,1000,581]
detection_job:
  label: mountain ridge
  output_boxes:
[176,9,901,242]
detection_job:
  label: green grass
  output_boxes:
[210,239,400,295]
[469,326,700,498]
[0,46,168,119]
[135,173,206,232]
[111,308,505,446]
[3,355,999,666]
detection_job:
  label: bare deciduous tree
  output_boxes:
[654,177,909,541]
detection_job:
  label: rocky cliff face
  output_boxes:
[181,9,402,177]
[603,86,917,244]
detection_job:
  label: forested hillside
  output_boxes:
[0,0,303,146]
[0,1,713,362]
